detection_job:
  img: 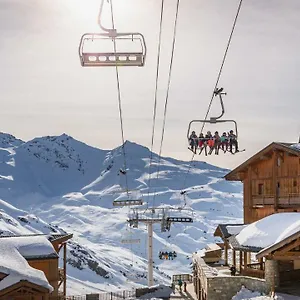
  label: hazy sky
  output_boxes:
[1,0,300,170]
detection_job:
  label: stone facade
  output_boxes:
[265,259,280,291]
[193,255,269,300]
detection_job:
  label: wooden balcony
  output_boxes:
[252,194,300,208]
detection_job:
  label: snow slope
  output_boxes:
[0,132,243,295]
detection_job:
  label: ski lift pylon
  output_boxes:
[78,0,147,67]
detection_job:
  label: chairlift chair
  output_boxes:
[187,88,242,154]
[113,189,143,207]
[78,0,147,67]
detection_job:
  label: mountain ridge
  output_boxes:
[0,132,243,294]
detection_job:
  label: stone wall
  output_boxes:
[193,255,269,300]
[206,276,268,300]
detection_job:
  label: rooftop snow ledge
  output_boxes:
[0,236,56,292]
[236,212,300,249]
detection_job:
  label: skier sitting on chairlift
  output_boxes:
[198,133,207,156]
[206,131,214,154]
[220,132,228,153]
[228,130,239,153]
[189,131,198,153]
[209,131,221,155]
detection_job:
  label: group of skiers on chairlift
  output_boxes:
[159,251,177,260]
[189,130,239,155]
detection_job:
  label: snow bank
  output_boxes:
[0,236,55,291]
[236,213,300,249]
[137,284,173,299]
[232,286,298,300]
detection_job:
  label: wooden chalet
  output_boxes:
[225,142,300,223]
[191,142,300,299]
[0,233,73,300]
[212,142,300,294]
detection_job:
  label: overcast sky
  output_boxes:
[1,0,300,170]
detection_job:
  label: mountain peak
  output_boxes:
[0,132,24,148]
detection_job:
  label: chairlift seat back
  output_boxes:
[113,199,143,207]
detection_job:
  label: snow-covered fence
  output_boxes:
[66,290,136,300]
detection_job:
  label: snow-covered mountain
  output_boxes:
[0,132,243,295]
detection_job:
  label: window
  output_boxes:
[293,180,297,187]
[258,183,264,195]
[277,157,281,167]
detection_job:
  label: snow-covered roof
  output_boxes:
[205,243,221,251]
[290,143,300,151]
[236,213,300,250]
[0,236,56,292]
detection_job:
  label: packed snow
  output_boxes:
[232,287,300,300]
[236,213,300,249]
[0,236,54,291]
[0,132,243,295]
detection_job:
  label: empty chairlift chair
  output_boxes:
[78,0,147,67]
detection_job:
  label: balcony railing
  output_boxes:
[252,194,300,207]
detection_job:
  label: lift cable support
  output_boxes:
[146,0,165,209]
[182,0,244,192]
[152,0,181,209]
[79,0,147,67]
[127,207,193,287]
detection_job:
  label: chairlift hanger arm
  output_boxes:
[212,89,226,120]
[98,0,116,35]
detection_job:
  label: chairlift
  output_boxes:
[78,0,147,67]
[113,189,143,207]
[187,88,244,155]
[158,250,177,260]
[120,227,140,244]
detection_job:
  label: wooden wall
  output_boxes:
[28,258,59,297]
[243,151,300,223]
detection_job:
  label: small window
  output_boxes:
[293,180,297,187]
[258,183,264,195]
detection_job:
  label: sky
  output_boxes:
[1,0,300,170]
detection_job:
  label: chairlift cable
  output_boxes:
[109,0,129,197]
[152,0,181,208]
[180,0,244,193]
[146,0,165,209]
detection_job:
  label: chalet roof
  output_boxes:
[214,223,245,239]
[225,142,300,181]
[228,236,263,253]
[0,236,54,292]
[228,213,300,255]
[0,233,72,259]
[256,230,300,259]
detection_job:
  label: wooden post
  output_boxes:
[244,252,248,270]
[273,151,278,211]
[239,251,243,273]
[247,252,251,264]
[63,242,67,298]
[233,250,236,268]
[247,166,252,223]
[259,257,264,270]
[224,241,228,266]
